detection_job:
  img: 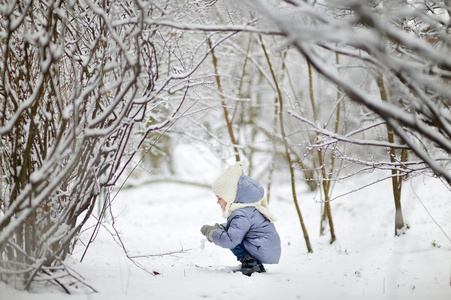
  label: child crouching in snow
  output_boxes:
[200,158,281,276]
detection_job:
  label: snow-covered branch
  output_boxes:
[0,0,194,290]
[243,0,451,185]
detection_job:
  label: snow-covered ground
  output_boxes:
[1,148,451,299]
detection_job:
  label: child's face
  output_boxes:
[216,196,227,211]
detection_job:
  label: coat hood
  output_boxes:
[225,175,277,222]
[235,175,264,204]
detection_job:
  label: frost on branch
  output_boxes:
[0,0,171,291]
[245,0,451,186]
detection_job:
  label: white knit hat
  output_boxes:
[212,158,249,204]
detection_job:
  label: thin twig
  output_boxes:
[129,248,192,259]
[62,262,98,293]
[410,180,451,244]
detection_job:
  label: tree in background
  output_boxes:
[241,0,451,235]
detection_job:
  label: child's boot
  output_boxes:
[240,255,265,276]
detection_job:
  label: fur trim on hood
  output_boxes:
[227,195,278,222]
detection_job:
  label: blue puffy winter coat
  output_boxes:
[211,175,281,264]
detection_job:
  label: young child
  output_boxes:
[200,158,281,276]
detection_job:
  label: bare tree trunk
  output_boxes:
[260,35,313,253]
[377,76,406,236]
[279,53,318,192]
[308,61,336,244]
[208,38,241,162]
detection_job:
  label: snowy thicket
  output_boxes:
[244,0,451,183]
[0,0,199,289]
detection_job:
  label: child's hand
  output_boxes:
[200,223,222,242]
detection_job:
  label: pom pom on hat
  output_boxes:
[237,157,249,171]
[212,158,248,204]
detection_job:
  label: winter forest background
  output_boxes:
[1,0,451,298]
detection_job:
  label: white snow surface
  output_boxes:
[1,147,451,299]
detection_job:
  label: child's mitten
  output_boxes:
[200,223,222,242]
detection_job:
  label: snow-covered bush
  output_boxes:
[0,0,181,290]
